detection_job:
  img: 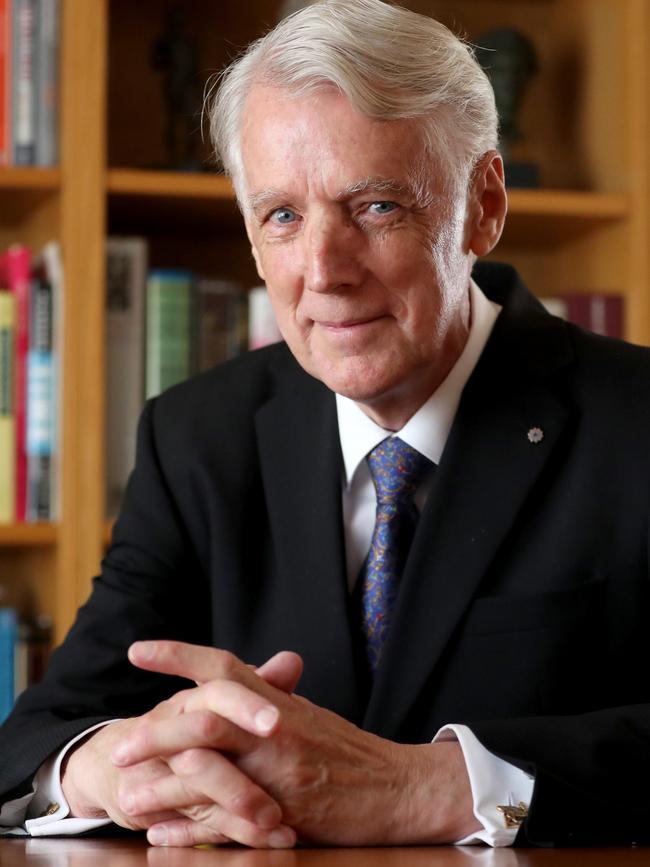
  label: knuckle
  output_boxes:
[175,747,207,776]
[227,787,259,819]
[213,648,239,677]
[192,710,223,741]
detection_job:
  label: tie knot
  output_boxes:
[366,437,432,505]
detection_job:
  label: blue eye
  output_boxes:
[270,207,298,224]
[368,201,397,215]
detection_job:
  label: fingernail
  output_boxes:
[256,803,281,829]
[254,705,279,733]
[131,641,155,661]
[148,827,168,846]
[111,744,130,766]
[268,827,294,849]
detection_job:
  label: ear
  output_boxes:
[465,150,508,258]
[243,215,266,282]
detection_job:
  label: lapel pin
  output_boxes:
[527,427,544,444]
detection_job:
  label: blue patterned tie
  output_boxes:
[360,437,433,672]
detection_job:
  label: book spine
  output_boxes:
[7,244,31,523]
[12,0,37,166]
[0,0,7,166]
[105,237,147,515]
[0,291,15,524]
[35,0,58,166]
[145,271,194,400]
[26,270,52,521]
[0,608,17,723]
[248,285,282,350]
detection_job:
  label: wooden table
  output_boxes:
[2,839,650,867]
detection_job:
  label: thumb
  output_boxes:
[255,651,304,694]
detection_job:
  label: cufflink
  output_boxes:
[496,801,528,828]
[40,802,60,817]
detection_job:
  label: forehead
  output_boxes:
[238,84,437,202]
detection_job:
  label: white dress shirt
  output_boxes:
[1,280,533,843]
[337,279,533,846]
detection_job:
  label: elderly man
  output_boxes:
[2,0,650,850]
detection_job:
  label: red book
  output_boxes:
[7,245,31,522]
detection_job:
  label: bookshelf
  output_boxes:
[0,0,649,645]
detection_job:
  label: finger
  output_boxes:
[122,748,282,831]
[255,651,304,694]
[129,642,255,688]
[148,811,296,849]
[113,683,278,767]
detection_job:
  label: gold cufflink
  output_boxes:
[41,802,60,817]
[496,801,528,828]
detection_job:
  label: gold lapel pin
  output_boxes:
[527,427,544,444]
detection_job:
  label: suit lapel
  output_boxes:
[255,368,363,723]
[364,269,575,737]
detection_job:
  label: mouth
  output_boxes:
[317,316,385,330]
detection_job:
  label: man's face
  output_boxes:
[240,85,477,427]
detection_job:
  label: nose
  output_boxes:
[303,213,365,294]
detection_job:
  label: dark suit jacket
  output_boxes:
[2,262,650,846]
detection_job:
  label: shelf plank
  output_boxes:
[0,524,58,547]
[0,168,61,190]
[107,171,628,220]
[507,189,628,220]
[107,168,233,200]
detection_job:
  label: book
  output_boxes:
[540,293,624,339]
[12,0,37,166]
[6,244,31,522]
[35,0,59,166]
[0,0,9,166]
[0,607,17,723]
[248,285,282,349]
[26,241,62,521]
[105,237,148,516]
[194,278,246,373]
[14,612,51,699]
[145,269,194,400]
[0,289,15,524]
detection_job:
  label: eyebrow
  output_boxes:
[246,177,414,219]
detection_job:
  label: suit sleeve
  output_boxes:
[0,399,212,805]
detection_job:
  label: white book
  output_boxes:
[248,285,282,350]
[105,237,148,516]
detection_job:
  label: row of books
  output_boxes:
[0,607,51,723]
[540,293,624,339]
[105,237,282,515]
[0,241,62,524]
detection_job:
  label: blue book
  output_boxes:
[0,608,17,723]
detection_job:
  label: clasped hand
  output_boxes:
[62,641,476,848]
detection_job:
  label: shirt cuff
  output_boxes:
[433,724,535,847]
[1,720,118,837]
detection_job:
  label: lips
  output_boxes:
[316,315,384,329]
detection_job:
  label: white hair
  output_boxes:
[207,0,498,197]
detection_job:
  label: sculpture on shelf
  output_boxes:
[152,6,202,171]
[475,28,539,188]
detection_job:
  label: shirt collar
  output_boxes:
[335,278,501,487]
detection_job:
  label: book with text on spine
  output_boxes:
[7,244,31,523]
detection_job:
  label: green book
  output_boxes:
[145,270,194,400]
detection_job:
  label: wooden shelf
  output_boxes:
[0,524,58,547]
[507,189,628,220]
[107,169,240,234]
[107,169,233,200]
[0,168,61,190]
